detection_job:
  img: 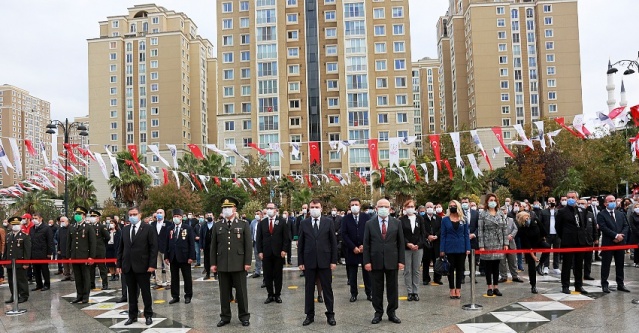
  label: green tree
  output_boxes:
[101,198,124,219]
[108,151,152,207]
[552,167,586,197]
[67,175,97,209]
[237,155,275,205]
[372,161,420,207]
[292,188,313,211]
[494,186,513,204]
[276,177,299,211]
[241,200,264,218]
[450,167,488,199]
[9,190,62,221]
[140,182,203,217]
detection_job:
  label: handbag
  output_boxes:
[434,256,450,276]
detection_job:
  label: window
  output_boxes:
[395,77,406,88]
[500,68,508,77]
[326,45,337,56]
[150,119,159,127]
[349,148,370,164]
[375,42,386,53]
[110,110,117,118]
[374,25,386,36]
[545,29,553,38]
[330,151,340,161]
[376,78,387,88]
[151,107,159,115]
[547,54,555,62]
[549,104,557,113]
[500,81,509,89]
[241,68,250,79]
[328,115,339,125]
[498,31,506,39]
[378,113,388,124]
[222,19,233,29]
[151,72,158,80]
[392,24,404,35]
[223,69,234,80]
[223,104,235,114]
[110,87,117,95]
[242,120,252,130]
[501,106,510,114]
[110,98,117,106]
[288,64,300,75]
[289,100,300,109]
[547,79,557,88]
[289,82,300,92]
[242,102,251,113]
[394,59,406,70]
[287,30,299,40]
[327,80,338,89]
[222,2,233,13]
[547,66,556,75]
[112,20,119,28]
[240,1,249,11]
[497,18,506,27]
[373,8,385,19]
[348,130,369,140]
[325,28,337,38]
[150,83,158,91]
[325,10,336,21]
[502,118,511,127]
[498,43,507,52]
[110,122,117,129]
[392,7,404,18]
[497,7,505,15]
[110,134,118,141]
[290,117,301,127]
[546,41,554,50]
[501,93,509,101]
[240,17,250,28]
[225,121,235,131]
[241,85,251,96]
[110,53,117,60]
[258,79,278,94]
[150,37,158,45]
[287,47,299,57]
[347,93,368,108]
[375,60,387,71]
[397,113,408,123]
[544,4,552,13]
[499,56,508,64]
[393,41,405,53]
[151,131,159,139]
[287,13,298,23]
[380,150,389,160]
[224,86,234,97]
[544,17,553,25]
[548,91,557,100]
[377,95,388,106]
[326,62,338,72]
[223,52,234,63]
[258,116,279,131]
[511,9,519,19]
[379,132,389,142]
[222,35,233,46]
[327,97,339,108]
[348,111,369,127]
[287,0,297,6]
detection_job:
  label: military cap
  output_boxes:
[172,208,184,216]
[89,210,101,217]
[221,197,239,208]
[74,206,88,215]
[8,216,21,225]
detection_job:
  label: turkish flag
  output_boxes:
[24,140,37,156]
[554,117,583,139]
[63,143,79,164]
[380,168,386,185]
[125,160,140,176]
[480,150,494,171]
[328,173,341,184]
[261,177,267,185]
[304,174,312,188]
[354,170,368,185]
[444,160,454,180]
[187,144,205,159]
[309,142,321,164]
[127,144,140,164]
[162,168,169,185]
[409,165,421,182]
[248,142,267,155]
[368,139,379,170]
[609,106,626,120]
[429,134,442,170]
[491,127,516,158]
[213,177,221,186]
[631,105,639,127]
[191,173,203,190]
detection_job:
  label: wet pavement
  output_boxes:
[1,256,638,332]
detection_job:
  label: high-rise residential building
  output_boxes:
[215,0,417,177]
[437,0,582,137]
[88,4,215,203]
[0,84,51,188]
[56,115,90,179]
[412,57,441,142]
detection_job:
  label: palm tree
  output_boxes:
[276,177,299,210]
[450,167,488,198]
[372,161,421,206]
[67,175,97,209]
[292,187,313,210]
[108,151,152,207]
[10,190,56,215]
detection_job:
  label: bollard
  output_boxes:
[462,249,483,311]
[6,259,27,316]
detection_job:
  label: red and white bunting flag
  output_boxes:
[24,139,37,156]
[248,142,267,156]
[187,144,205,160]
[491,127,516,158]
[429,134,442,170]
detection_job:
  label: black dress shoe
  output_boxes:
[80,300,89,304]
[389,316,401,324]
[434,280,443,285]
[18,298,28,304]
[512,277,524,283]
[169,298,180,304]
[414,294,420,301]
[264,297,274,304]
[575,288,589,294]
[251,273,261,278]
[241,320,250,326]
[367,295,373,301]
[303,317,314,326]
[350,295,357,302]
[145,317,153,325]
[71,298,82,304]
[602,286,611,293]
[584,275,595,280]
[327,316,336,326]
[260,283,266,288]
[5,299,13,304]
[185,297,191,304]
[275,296,282,303]
[498,278,507,283]
[317,295,323,303]
[407,294,414,301]
[618,286,631,292]
[31,287,42,291]
[217,320,230,327]
[487,289,493,297]
[493,289,503,296]
[116,297,127,303]
[562,287,571,294]
[531,287,538,294]
[371,316,382,324]
[422,281,430,285]
[536,264,544,276]
[124,318,138,326]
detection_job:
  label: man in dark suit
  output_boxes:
[30,213,54,292]
[88,210,110,290]
[555,191,589,295]
[364,198,405,324]
[539,197,561,274]
[200,212,216,280]
[67,206,96,304]
[462,197,479,280]
[341,198,371,302]
[579,199,599,280]
[329,207,343,264]
[587,196,602,261]
[117,206,158,326]
[257,203,290,304]
[598,195,630,293]
[211,197,252,327]
[151,208,173,289]
[165,209,196,304]
[422,202,442,284]
[298,199,338,326]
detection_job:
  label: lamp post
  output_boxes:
[607,52,639,76]
[45,118,88,217]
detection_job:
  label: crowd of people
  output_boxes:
[1,190,638,327]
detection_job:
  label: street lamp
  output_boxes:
[607,51,639,75]
[45,118,88,216]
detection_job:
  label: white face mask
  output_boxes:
[471,206,477,211]
[302,209,308,215]
[331,211,337,216]
[377,208,390,218]
[109,223,115,229]
[426,207,434,214]
[350,205,360,214]
[21,219,27,225]
[266,209,276,218]
[173,217,182,224]
[222,208,234,218]
[561,200,568,206]
[282,214,288,219]
[12,225,21,232]
[33,219,42,226]
[404,208,416,215]
[254,215,260,221]
[435,207,443,213]
[309,208,321,218]
[513,207,520,213]
[61,222,67,227]
[188,214,193,219]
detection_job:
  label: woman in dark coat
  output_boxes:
[629,203,639,268]
[106,221,121,280]
[517,211,548,294]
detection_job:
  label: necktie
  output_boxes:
[381,219,387,240]
[175,226,180,238]
[132,225,137,239]
[355,216,358,226]
[269,219,274,234]
[314,219,319,235]
[611,211,616,222]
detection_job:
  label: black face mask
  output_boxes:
[206,217,213,222]
[449,207,458,214]
[549,202,556,208]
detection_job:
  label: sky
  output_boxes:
[1,0,638,122]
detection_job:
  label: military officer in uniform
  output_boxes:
[89,210,110,290]
[166,209,196,304]
[67,206,96,304]
[4,216,31,303]
[211,197,252,327]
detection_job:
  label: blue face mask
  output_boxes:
[607,202,617,210]
[419,212,426,216]
[567,198,577,207]
[129,216,140,225]
[156,214,163,221]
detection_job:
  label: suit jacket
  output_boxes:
[539,208,559,236]
[363,216,405,270]
[117,223,158,274]
[329,215,342,241]
[210,218,252,272]
[556,206,588,247]
[30,223,54,259]
[297,216,337,269]
[166,223,196,263]
[464,209,480,249]
[200,222,216,249]
[423,214,442,253]
[399,215,426,249]
[341,213,369,265]
[597,209,630,246]
[93,223,110,258]
[440,216,471,254]
[151,220,173,254]
[67,222,96,259]
[256,216,291,258]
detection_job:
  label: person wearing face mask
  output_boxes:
[498,208,523,284]
[4,216,31,304]
[56,216,73,281]
[68,206,97,304]
[0,219,6,284]
[461,197,479,282]
[117,206,158,326]
[540,197,561,275]
[248,210,263,280]
[478,194,509,297]
[628,203,639,268]
[435,204,445,217]
[257,203,290,304]
[578,199,598,281]
[192,215,203,268]
[106,218,121,282]
[342,198,372,302]
[587,196,603,262]
[400,199,426,302]
[329,208,344,265]
[200,212,217,281]
[29,213,54,292]
[210,197,252,327]
[165,209,196,304]
[422,202,443,285]
[440,200,471,299]
[88,210,110,291]
[516,211,548,294]
[555,191,590,295]
[298,199,338,327]
[417,205,426,217]
[597,195,630,293]
[151,208,172,289]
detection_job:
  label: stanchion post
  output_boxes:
[6,259,27,316]
[462,249,483,311]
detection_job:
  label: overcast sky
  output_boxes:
[1,0,638,122]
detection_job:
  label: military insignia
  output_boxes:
[170,230,174,239]
[82,229,86,238]
[274,220,279,226]
[234,227,242,239]
[181,229,187,240]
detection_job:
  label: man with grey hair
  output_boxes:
[598,194,630,293]
[556,191,589,294]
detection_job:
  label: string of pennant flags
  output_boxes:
[0,107,638,198]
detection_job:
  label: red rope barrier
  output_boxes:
[475,244,638,255]
[0,259,117,265]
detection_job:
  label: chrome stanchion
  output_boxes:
[462,249,483,311]
[6,259,27,316]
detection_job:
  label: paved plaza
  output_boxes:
[1,254,638,333]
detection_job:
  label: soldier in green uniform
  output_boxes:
[89,210,110,290]
[4,216,31,303]
[67,206,96,304]
[211,197,252,327]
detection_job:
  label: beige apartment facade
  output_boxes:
[437,0,583,141]
[0,84,51,189]
[216,0,418,178]
[88,4,215,203]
